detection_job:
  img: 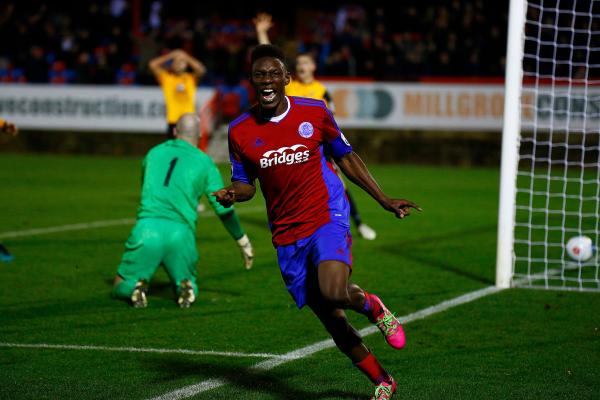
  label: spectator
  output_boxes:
[24,46,48,83]
[0,1,518,84]
[149,49,206,138]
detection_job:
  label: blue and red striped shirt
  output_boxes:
[228,96,352,246]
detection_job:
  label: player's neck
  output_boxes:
[259,96,289,120]
[299,76,314,84]
[175,136,197,147]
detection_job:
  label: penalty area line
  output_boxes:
[147,284,504,400]
[0,342,292,360]
[0,206,265,240]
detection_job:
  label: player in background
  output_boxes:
[0,118,18,137]
[112,113,254,308]
[0,118,18,262]
[213,45,420,399]
[254,13,378,240]
[149,49,206,139]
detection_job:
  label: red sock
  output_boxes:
[362,291,383,321]
[354,353,392,384]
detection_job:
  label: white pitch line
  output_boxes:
[147,284,504,400]
[0,218,136,239]
[0,342,292,360]
[0,206,265,240]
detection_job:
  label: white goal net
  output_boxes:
[499,0,600,291]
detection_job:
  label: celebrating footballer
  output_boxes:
[213,44,421,400]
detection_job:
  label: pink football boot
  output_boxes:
[371,378,397,400]
[370,295,406,349]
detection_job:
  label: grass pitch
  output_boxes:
[0,154,598,399]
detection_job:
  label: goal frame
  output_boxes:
[496,0,528,288]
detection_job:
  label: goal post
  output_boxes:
[496,0,600,291]
[496,0,528,288]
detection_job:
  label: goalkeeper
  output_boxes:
[112,113,254,308]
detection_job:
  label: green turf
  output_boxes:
[0,154,598,399]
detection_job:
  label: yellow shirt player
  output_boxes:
[0,118,18,137]
[149,49,206,138]
[285,53,335,113]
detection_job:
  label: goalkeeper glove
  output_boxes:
[237,234,254,270]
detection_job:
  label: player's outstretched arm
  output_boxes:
[212,181,256,208]
[253,12,272,45]
[335,152,421,219]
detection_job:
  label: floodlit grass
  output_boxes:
[0,154,598,399]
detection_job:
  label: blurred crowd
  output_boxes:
[522,1,600,80]
[0,0,509,85]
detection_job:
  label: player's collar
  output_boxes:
[173,138,197,150]
[269,96,290,123]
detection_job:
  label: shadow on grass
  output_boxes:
[148,281,243,301]
[104,276,243,302]
[151,357,363,400]
[378,224,496,285]
[103,278,176,301]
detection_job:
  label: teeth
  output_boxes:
[260,89,276,102]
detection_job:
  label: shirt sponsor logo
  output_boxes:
[259,144,310,168]
[298,122,314,138]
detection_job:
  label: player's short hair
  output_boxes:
[294,52,316,72]
[295,51,315,62]
[251,44,286,67]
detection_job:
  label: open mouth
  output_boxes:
[259,89,277,103]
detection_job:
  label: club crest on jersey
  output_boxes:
[298,122,314,138]
[259,144,310,168]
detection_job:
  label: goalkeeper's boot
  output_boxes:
[177,280,196,308]
[131,280,148,308]
[370,295,405,349]
[371,379,396,400]
[237,234,254,270]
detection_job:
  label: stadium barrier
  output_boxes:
[3,82,596,164]
[2,83,597,132]
[0,85,215,133]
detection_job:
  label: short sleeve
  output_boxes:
[157,70,167,86]
[186,72,197,85]
[322,107,352,158]
[228,127,256,185]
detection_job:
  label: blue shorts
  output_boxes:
[276,219,353,309]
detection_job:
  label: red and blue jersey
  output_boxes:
[228,96,353,246]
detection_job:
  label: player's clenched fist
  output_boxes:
[212,188,236,208]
